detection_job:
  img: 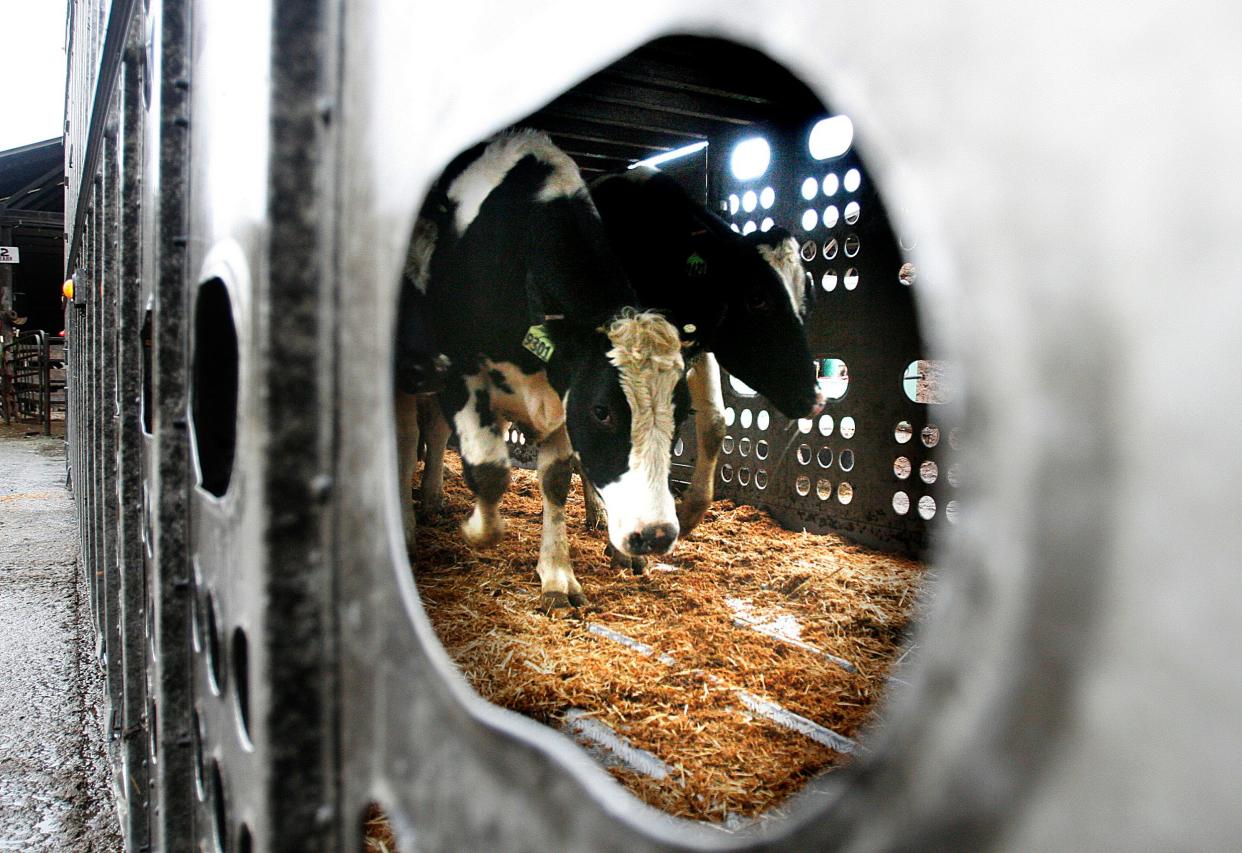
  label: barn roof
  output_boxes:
[0,138,65,231]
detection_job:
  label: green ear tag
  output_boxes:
[685,252,707,277]
[522,324,556,362]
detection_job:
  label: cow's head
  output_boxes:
[552,310,689,558]
[749,227,815,322]
[700,227,822,419]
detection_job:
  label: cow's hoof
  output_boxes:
[676,498,709,536]
[540,591,585,611]
[605,543,647,574]
[583,511,605,531]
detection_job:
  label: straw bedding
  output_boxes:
[365,453,923,848]
[387,451,925,827]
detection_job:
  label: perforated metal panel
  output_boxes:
[707,122,938,557]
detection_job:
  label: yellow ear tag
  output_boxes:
[522,324,556,362]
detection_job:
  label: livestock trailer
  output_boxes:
[62,1,1242,851]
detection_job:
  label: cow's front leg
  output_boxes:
[417,397,451,517]
[575,456,606,530]
[395,389,422,551]
[446,376,511,548]
[677,353,726,535]
[536,425,586,610]
[606,542,647,574]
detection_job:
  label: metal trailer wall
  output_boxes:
[62,1,1242,852]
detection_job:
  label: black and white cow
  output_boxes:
[395,131,689,609]
[583,167,823,537]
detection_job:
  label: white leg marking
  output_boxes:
[535,426,583,607]
[453,375,511,548]
[462,500,506,549]
[679,353,726,534]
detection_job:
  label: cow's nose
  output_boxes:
[625,523,678,556]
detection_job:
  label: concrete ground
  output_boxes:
[0,424,120,852]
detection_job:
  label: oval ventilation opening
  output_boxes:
[190,279,238,497]
[389,32,946,832]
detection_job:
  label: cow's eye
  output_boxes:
[747,291,768,309]
[592,405,613,425]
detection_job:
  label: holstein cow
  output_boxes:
[411,166,824,564]
[394,131,689,609]
[581,167,823,551]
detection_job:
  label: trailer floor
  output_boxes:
[0,425,119,852]
[408,453,924,825]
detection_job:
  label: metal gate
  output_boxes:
[1,329,65,434]
[62,1,1242,851]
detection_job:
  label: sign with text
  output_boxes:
[0,246,19,264]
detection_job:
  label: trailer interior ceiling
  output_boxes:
[518,36,828,192]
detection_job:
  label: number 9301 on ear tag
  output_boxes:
[522,324,556,362]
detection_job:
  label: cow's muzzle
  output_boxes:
[624,523,678,556]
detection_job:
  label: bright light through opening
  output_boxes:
[808,115,854,160]
[759,187,775,209]
[742,190,757,212]
[801,178,818,200]
[760,217,774,232]
[628,140,708,170]
[730,137,771,181]
[844,168,861,192]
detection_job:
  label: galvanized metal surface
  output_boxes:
[60,0,1242,851]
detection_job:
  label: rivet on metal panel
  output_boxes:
[317,96,334,125]
[310,473,334,501]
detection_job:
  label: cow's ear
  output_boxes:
[540,318,596,386]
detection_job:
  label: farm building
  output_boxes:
[0,138,66,432]
[46,0,1242,851]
